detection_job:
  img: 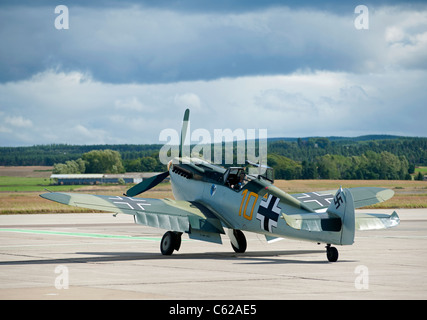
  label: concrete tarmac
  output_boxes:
[0,209,426,300]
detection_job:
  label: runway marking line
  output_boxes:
[0,228,163,241]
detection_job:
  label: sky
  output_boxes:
[0,0,426,146]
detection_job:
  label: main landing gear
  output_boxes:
[230,229,247,254]
[160,231,182,255]
[160,229,248,255]
[326,244,339,262]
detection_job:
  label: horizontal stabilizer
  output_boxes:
[355,211,400,230]
[281,213,341,232]
[351,187,394,208]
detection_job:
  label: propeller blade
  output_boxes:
[179,108,190,158]
[125,171,170,197]
[126,109,188,197]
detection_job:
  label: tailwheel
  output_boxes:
[160,231,182,255]
[326,244,339,262]
[230,229,247,254]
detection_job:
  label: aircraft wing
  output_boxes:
[40,192,225,243]
[291,187,394,212]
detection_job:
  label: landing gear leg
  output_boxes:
[160,231,182,255]
[326,244,339,262]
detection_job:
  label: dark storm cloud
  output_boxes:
[0,1,426,84]
[0,1,426,146]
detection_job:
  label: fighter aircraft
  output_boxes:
[41,109,400,262]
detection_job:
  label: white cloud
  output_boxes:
[0,67,426,146]
[385,26,406,43]
[0,126,12,134]
[72,124,109,145]
[174,93,202,109]
[5,116,33,128]
[381,7,427,70]
[1,4,426,83]
[115,97,147,112]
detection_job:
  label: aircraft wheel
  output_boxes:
[173,232,182,251]
[231,229,247,254]
[326,245,339,262]
[161,231,181,255]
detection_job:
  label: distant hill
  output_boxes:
[268,134,406,143]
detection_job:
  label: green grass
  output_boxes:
[0,176,82,192]
[415,166,427,174]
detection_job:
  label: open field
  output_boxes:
[0,176,85,192]
[0,166,426,214]
[274,179,427,209]
[0,185,172,214]
[415,166,427,174]
[1,181,426,214]
[0,166,53,178]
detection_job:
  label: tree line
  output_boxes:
[268,136,427,166]
[269,151,415,180]
[53,150,126,174]
[0,144,162,167]
[1,136,426,180]
[50,148,420,181]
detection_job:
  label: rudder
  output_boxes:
[326,187,355,245]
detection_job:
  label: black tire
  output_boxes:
[173,232,182,251]
[161,231,177,255]
[326,246,339,262]
[231,229,247,253]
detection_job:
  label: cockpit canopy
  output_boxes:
[169,157,274,191]
[246,161,274,183]
[223,167,246,190]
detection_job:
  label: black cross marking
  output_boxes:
[256,195,281,233]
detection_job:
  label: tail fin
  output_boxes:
[327,187,355,245]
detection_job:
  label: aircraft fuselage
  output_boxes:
[169,158,343,245]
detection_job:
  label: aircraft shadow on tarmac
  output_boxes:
[0,250,355,266]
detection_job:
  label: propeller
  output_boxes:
[125,108,190,197]
[125,171,170,197]
[179,108,190,158]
